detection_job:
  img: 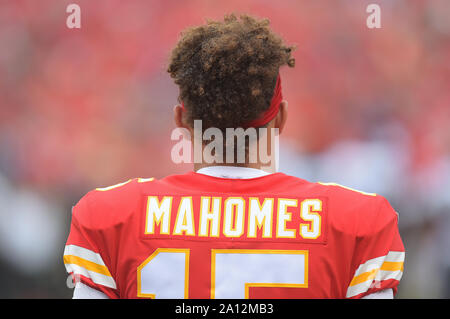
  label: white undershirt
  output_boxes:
[73,166,393,299]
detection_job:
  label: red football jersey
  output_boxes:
[63,171,405,299]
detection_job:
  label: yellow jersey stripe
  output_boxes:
[380,261,404,272]
[349,268,379,286]
[64,255,112,277]
[66,263,117,289]
[317,182,377,196]
[349,261,404,287]
[64,245,107,266]
[138,177,154,183]
[95,179,132,191]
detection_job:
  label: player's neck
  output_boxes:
[191,122,279,174]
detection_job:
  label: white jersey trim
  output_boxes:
[64,244,117,289]
[196,166,271,179]
[346,251,404,298]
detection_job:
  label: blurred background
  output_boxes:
[0,0,449,298]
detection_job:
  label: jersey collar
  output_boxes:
[195,166,271,179]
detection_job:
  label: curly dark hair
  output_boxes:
[167,14,295,130]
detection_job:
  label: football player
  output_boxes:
[64,14,404,299]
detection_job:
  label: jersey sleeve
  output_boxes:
[346,196,405,299]
[63,193,119,299]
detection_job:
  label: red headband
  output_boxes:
[181,74,282,128]
[243,74,282,128]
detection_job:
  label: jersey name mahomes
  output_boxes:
[144,196,324,240]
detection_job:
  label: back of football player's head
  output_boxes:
[168,13,295,129]
[168,14,295,166]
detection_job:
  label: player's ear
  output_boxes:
[174,104,186,129]
[174,104,194,142]
[275,100,288,134]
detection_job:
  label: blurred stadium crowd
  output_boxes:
[0,0,449,298]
